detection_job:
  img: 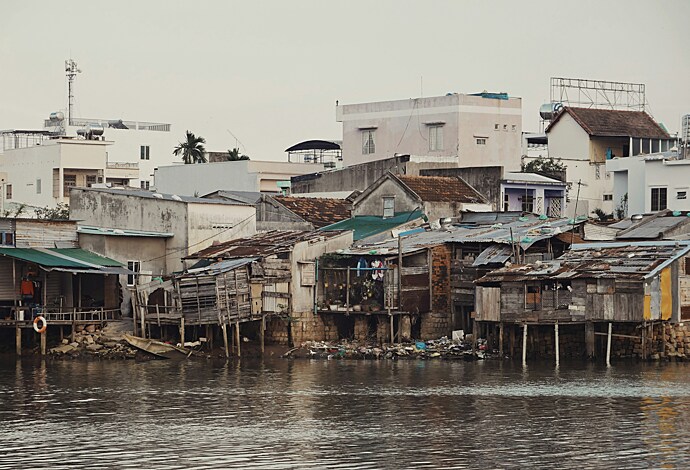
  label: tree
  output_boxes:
[227,147,250,161]
[521,156,567,174]
[174,131,207,164]
[35,203,69,220]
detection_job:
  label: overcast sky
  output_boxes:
[1,0,688,161]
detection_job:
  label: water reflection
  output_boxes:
[0,357,689,469]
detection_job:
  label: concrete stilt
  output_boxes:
[179,317,185,347]
[221,323,229,359]
[554,322,560,367]
[522,323,528,366]
[235,321,241,358]
[606,322,612,367]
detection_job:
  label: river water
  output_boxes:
[1,357,689,469]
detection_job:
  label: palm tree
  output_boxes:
[227,147,250,161]
[174,131,207,164]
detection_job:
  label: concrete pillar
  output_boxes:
[522,323,528,366]
[40,331,47,356]
[400,315,412,341]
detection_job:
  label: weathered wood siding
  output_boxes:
[475,286,500,321]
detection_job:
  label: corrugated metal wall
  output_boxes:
[15,221,78,248]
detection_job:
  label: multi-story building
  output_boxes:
[0,133,139,211]
[44,115,178,190]
[607,150,690,215]
[336,91,523,168]
[539,107,673,217]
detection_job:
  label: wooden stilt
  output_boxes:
[390,315,394,345]
[472,321,479,354]
[606,322,612,367]
[180,317,185,346]
[641,323,646,360]
[499,322,504,357]
[59,326,64,341]
[235,321,241,357]
[260,315,265,355]
[15,325,21,356]
[509,325,515,358]
[554,322,560,367]
[221,323,229,359]
[522,323,528,366]
[585,321,595,360]
[40,331,47,356]
[71,308,76,342]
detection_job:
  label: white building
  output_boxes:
[501,172,567,217]
[0,134,140,211]
[607,151,690,216]
[154,160,326,196]
[69,187,257,275]
[336,92,522,168]
[44,116,179,190]
[539,107,674,218]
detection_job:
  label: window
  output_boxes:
[362,130,375,155]
[651,187,668,211]
[63,174,76,196]
[677,191,687,200]
[36,179,41,194]
[525,285,542,310]
[140,180,150,190]
[127,261,141,286]
[511,125,517,132]
[140,145,150,160]
[86,175,97,187]
[494,124,499,131]
[383,197,395,218]
[521,194,534,213]
[476,138,487,145]
[603,194,613,201]
[503,125,508,131]
[0,232,14,246]
[429,125,443,151]
[5,184,11,200]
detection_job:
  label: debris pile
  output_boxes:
[49,324,138,360]
[285,336,498,360]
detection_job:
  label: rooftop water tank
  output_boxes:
[539,102,563,120]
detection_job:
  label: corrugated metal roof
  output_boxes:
[321,211,424,240]
[343,215,581,255]
[477,241,690,283]
[78,187,250,206]
[78,226,174,238]
[185,257,256,275]
[616,212,690,240]
[186,230,349,259]
[502,172,565,185]
[0,247,125,273]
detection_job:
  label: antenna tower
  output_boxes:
[65,59,82,126]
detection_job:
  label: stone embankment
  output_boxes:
[49,323,138,359]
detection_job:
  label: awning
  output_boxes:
[0,248,130,275]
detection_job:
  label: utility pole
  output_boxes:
[570,179,582,248]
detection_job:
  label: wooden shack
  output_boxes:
[475,241,690,362]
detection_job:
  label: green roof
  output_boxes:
[0,248,124,269]
[320,211,425,240]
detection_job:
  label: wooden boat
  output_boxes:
[124,334,190,359]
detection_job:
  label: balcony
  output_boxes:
[105,162,139,180]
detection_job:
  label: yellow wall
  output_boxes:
[660,267,672,321]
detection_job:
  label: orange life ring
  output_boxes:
[33,316,47,334]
